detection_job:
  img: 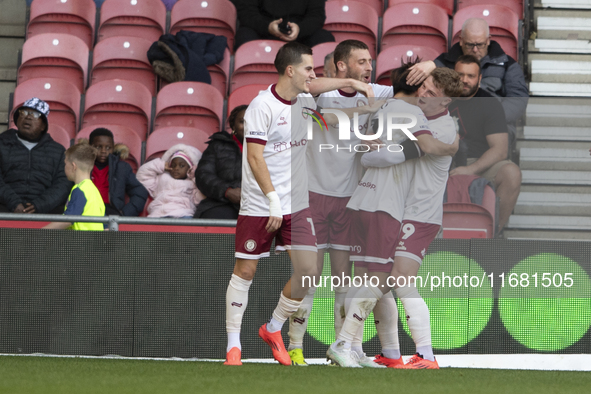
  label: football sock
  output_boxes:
[288,287,316,350]
[333,285,349,337]
[396,284,434,361]
[226,274,252,352]
[338,286,383,344]
[373,291,401,360]
[268,292,302,333]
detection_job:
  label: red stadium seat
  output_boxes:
[170,0,237,53]
[97,0,166,43]
[442,203,494,239]
[375,45,441,85]
[227,84,267,117]
[381,4,449,55]
[452,5,520,60]
[327,0,384,16]
[230,40,283,93]
[77,124,143,171]
[18,33,89,94]
[145,126,210,162]
[11,78,81,139]
[312,42,339,77]
[91,36,156,96]
[82,79,153,140]
[27,0,96,49]
[457,0,524,19]
[387,0,454,16]
[154,82,224,134]
[324,0,379,58]
[47,124,71,149]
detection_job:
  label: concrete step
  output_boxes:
[534,10,591,40]
[521,184,591,194]
[0,81,14,125]
[529,39,591,54]
[0,37,23,77]
[522,170,591,185]
[535,0,591,10]
[0,0,26,37]
[525,99,591,126]
[519,147,591,171]
[504,229,591,240]
[515,191,591,215]
[523,126,591,141]
[529,82,591,96]
[507,214,591,231]
[529,56,591,83]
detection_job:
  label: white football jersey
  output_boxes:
[307,84,393,197]
[239,84,316,216]
[404,111,457,225]
[346,99,431,221]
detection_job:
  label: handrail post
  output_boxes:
[108,216,119,232]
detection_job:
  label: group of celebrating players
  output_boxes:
[224,39,463,369]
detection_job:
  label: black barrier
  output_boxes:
[0,229,590,359]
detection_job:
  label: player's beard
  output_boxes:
[461,83,479,98]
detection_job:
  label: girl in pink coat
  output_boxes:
[136,144,205,218]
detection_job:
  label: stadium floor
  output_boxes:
[1,355,590,394]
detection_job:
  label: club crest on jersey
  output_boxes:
[245,239,257,252]
[303,107,327,131]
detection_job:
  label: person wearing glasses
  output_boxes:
[0,98,72,214]
[405,18,528,145]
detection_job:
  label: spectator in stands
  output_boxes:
[449,55,522,234]
[136,144,205,218]
[234,0,335,50]
[407,18,528,142]
[323,51,336,78]
[0,98,72,214]
[194,105,246,220]
[87,128,148,216]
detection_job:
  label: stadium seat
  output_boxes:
[230,40,283,93]
[82,79,153,140]
[452,5,520,60]
[27,0,96,49]
[227,84,267,118]
[77,124,143,171]
[169,0,237,53]
[97,0,166,43]
[18,33,89,94]
[91,36,156,96]
[327,0,384,16]
[154,82,224,134]
[324,0,379,58]
[11,77,81,139]
[375,45,441,85]
[387,0,454,16]
[456,0,524,19]
[47,124,71,149]
[312,42,339,77]
[442,203,495,239]
[381,4,449,55]
[145,126,210,162]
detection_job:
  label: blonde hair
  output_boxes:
[66,141,98,171]
[430,68,464,98]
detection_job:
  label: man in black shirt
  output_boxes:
[449,55,521,233]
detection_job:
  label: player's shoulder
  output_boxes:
[248,86,274,108]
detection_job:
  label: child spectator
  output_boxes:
[43,143,105,231]
[136,144,205,218]
[87,128,148,216]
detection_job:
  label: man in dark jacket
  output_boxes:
[234,0,334,50]
[0,98,72,214]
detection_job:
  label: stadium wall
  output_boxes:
[0,229,589,359]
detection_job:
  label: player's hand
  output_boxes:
[285,22,300,41]
[225,188,241,205]
[268,19,290,41]
[350,80,375,97]
[265,215,282,233]
[367,99,387,113]
[23,203,36,213]
[367,138,385,151]
[406,61,436,86]
[450,166,476,176]
[13,203,26,213]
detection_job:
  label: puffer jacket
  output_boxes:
[194,131,242,218]
[136,144,205,218]
[0,128,72,212]
[104,145,149,216]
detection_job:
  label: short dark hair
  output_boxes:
[88,127,114,145]
[228,105,248,130]
[333,40,369,68]
[455,55,481,75]
[66,142,98,171]
[274,42,313,75]
[390,57,422,95]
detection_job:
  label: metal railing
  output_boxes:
[0,213,236,231]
